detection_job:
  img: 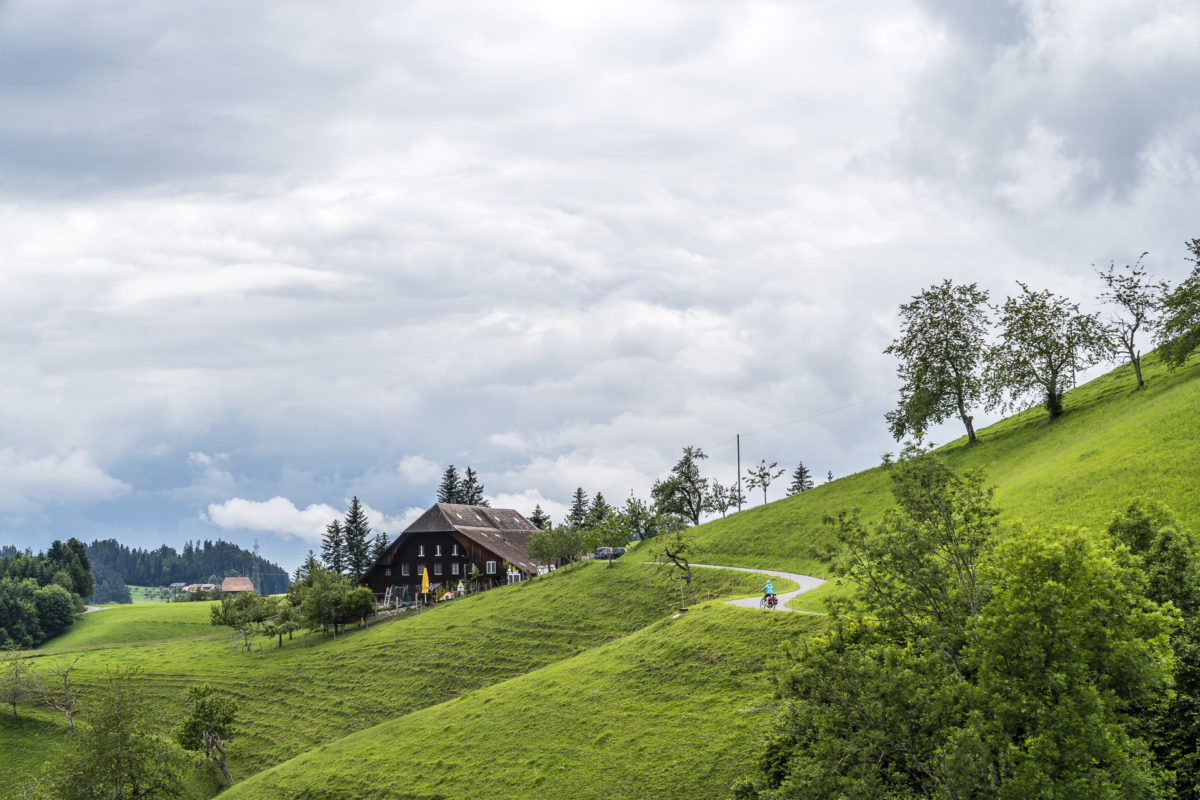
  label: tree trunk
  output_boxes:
[1132,349,1144,389]
[955,392,977,445]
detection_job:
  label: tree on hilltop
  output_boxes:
[1157,238,1200,371]
[985,282,1107,420]
[566,488,589,530]
[651,446,709,526]
[787,462,814,495]
[884,279,990,444]
[528,504,550,530]
[745,459,785,505]
[1097,252,1165,389]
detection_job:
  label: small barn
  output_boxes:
[360,503,540,601]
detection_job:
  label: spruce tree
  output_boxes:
[788,462,814,495]
[371,531,389,562]
[529,504,550,530]
[827,470,834,484]
[437,465,461,504]
[342,497,372,578]
[567,488,589,529]
[586,492,612,528]
[321,521,346,576]
[460,467,488,506]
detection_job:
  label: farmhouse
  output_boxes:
[360,503,540,601]
[221,576,255,595]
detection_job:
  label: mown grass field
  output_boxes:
[691,351,1200,577]
[223,605,823,800]
[5,561,771,797]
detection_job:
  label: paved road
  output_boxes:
[690,563,826,613]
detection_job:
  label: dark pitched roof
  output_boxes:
[368,503,540,578]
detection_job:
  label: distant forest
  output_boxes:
[86,539,290,602]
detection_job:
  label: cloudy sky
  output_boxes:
[1,0,1197,573]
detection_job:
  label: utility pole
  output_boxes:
[736,434,742,512]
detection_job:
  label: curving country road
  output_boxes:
[689,563,826,613]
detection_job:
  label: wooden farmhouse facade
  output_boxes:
[360,503,540,601]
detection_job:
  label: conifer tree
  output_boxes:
[827,470,834,483]
[342,497,372,578]
[460,467,488,506]
[321,521,345,576]
[567,488,589,529]
[294,551,320,583]
[529,505,550,530]
[437,465,461,504]
[586,492,612,528]
[788,462,814,495]
[371,532,389,562]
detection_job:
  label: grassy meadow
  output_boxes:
[4,561,770,797]
[4,352,1197,799]
[690,350,1200,576]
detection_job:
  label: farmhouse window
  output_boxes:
[435,544,442,556]
[385,568,391,576]
[417,545,425,557]
[451,562,460,576]
[401,563,410,577]
[451,544,460,556]
[435,563,443,576]
[486,560,497,575]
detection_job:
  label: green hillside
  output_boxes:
[224,605,823,800]
[690,351,1200,575]
[6,352,1197,799]
[5,561,767,796]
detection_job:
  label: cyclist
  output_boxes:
[762,580,775,607]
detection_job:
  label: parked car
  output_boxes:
[594,547,626,560]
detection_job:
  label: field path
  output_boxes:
[654,561,827,613]
[696,563,825,614]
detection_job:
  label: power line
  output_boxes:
[595,388,898,495]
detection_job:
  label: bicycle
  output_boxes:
[758,593,778,610]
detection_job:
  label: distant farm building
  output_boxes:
[183,583,217,593]
[360,503,539,602]
[221,576,255,595]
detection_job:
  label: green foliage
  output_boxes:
[744,459,785,506]
[1158,238,1200,370]
[745,457,1175,799]
[586,513,631,564]
[210,592,278,652]
[2,644,39,718]
[786,463,813,496]
[986,282,1108,419]
[651,446,710,525]
[460,466,488,506]
[1097,252,1165,389]
[436,464,461,504]
[567,487,589,529]
[342,587,375,626]
[320,520,345,576]
[293,566,353,636]
[528,503,550,529]
[342,497,372,579]
[177,684,238,788]
[44,666,190,800]
[884,279,990,443]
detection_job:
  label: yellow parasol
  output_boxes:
[421,567,430,596]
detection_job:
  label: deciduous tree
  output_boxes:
[42,655,81,731]
[1,644,37,718]
[1157,238,1200,370]
[744,460,784,506]
[1097,253,1165,389]
[177,684,238,788]
[651,446,709,526]
[985,283,1107,419]
[884,280,991,444]
[47,666,187,800]
[705,481,742,518]
[654,517,695,606]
